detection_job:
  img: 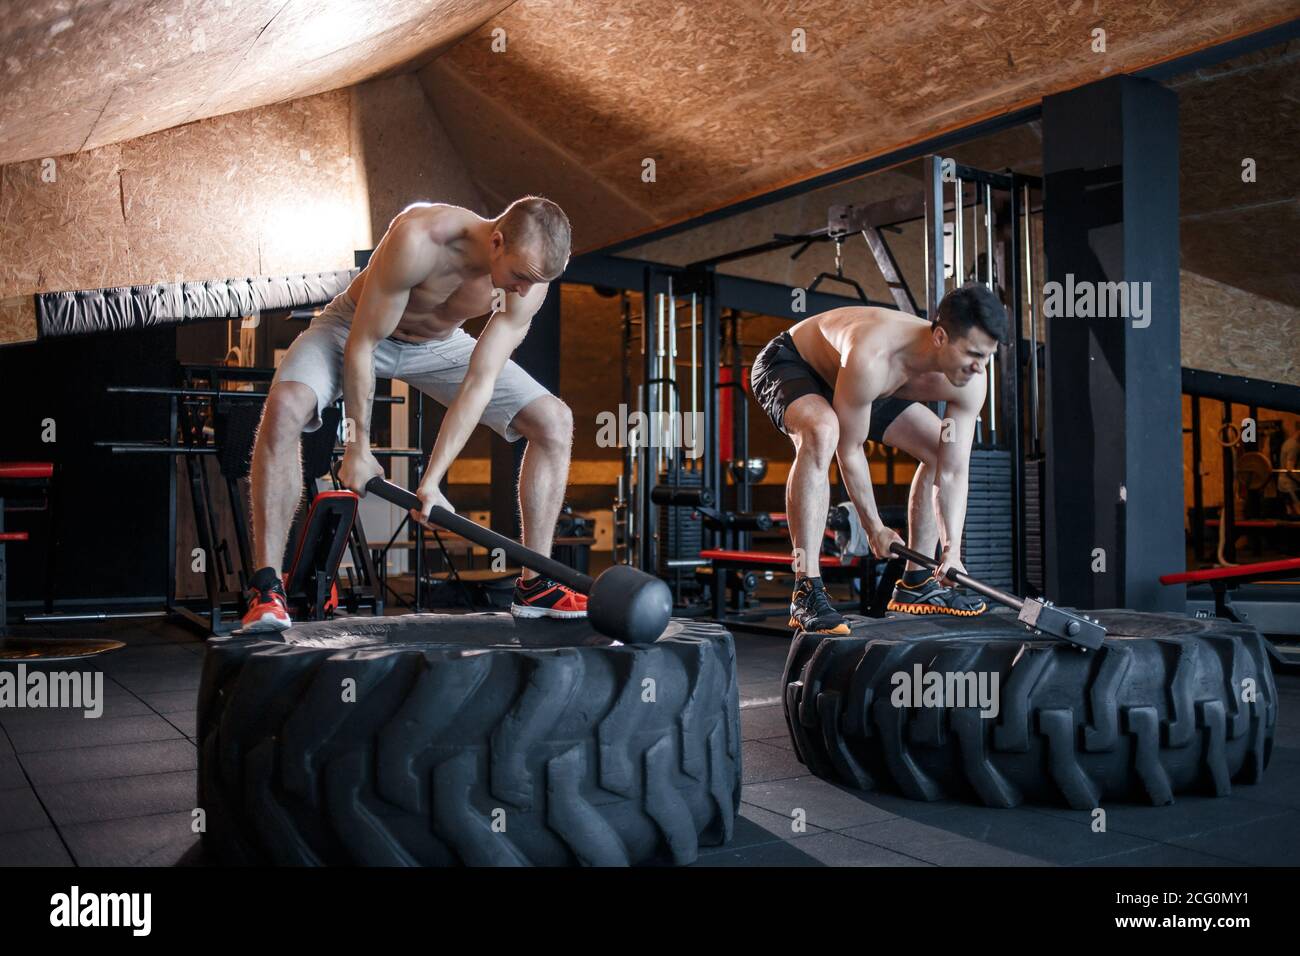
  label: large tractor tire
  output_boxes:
[782,610,1277,809]
[198,613,740,865]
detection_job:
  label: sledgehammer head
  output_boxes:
[1017,599,1106,650]
[588,564,673,644]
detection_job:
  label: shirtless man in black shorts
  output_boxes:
[750,284,1007,633]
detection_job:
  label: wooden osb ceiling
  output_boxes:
[622,41,1300,311]
[0,0,512,165]
[423,0,1299,251]
[2,0,1296,271]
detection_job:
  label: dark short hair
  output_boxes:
[935,283,1009,345]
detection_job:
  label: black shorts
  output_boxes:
[750,331,916,443]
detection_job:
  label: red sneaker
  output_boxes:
[510,575,588,619]
[237,574,292,633]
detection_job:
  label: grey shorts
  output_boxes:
[272,291,551,442]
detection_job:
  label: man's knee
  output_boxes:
[516,395,573,449]
[912,449,939,481]
[793,415,839,463]
[259,383,316,446]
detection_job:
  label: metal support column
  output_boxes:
[923,155,946,319]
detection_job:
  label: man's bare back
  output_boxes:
[789,306,984,410]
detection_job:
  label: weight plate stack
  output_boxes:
[1024,457,1045,592]
[657,467,704,580]
[961,449,1014,591]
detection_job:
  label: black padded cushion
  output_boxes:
[36,270,359,338]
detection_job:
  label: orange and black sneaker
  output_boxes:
[887,571,987,617]
[511,575,588,619]
[789,577,850,634]
[237,567,292,633]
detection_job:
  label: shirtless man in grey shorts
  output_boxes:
[240,196,584,632]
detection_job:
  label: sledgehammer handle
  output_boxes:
[366,477,595,594]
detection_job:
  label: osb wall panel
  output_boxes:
[419,59,654,250]
[560,284,627,460]
[0,296,36,346]
[352,74,487,241]
[0,81,488,346]
[1174,42,1300,308]
[1174,43,1299,220]
[435,0,1300,251]
[0,146,133,300]
[120,89,357,283]
[1183,202,1300,307]
[0,0,511,165]
[1182,269,1300,385]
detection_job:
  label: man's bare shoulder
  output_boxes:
[832,307,923,357]
[812,306,918,344]
[385,202,478,246]
[371,204,485,284]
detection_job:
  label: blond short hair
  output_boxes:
[496,196,572,279]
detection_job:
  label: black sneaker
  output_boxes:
[789,578,850,634]
[888,573,987,617]
[510,575,588,619]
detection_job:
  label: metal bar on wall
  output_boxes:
[923,155,946,318]
[702,269,721,553]
[640,267,656,572]
[1221,400,1236,563]
[1007,178,1026,595]
[166,393,178,611]
[862,228,919,314]
[1191,395,1204,562]
[1024,182,1040,456]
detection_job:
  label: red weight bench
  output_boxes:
[0,462,56,634]
[282,490,358,622]
[1160,557,1300,631]
[1203,520,1290,528]
[698,548,876,619]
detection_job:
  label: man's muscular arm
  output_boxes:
[932,380,982,580]
[833,355,905,559]
[338,222,436,494]
[414,283,548,518]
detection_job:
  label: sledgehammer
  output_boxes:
[889,543,1106,650]
[366,477,672,644]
